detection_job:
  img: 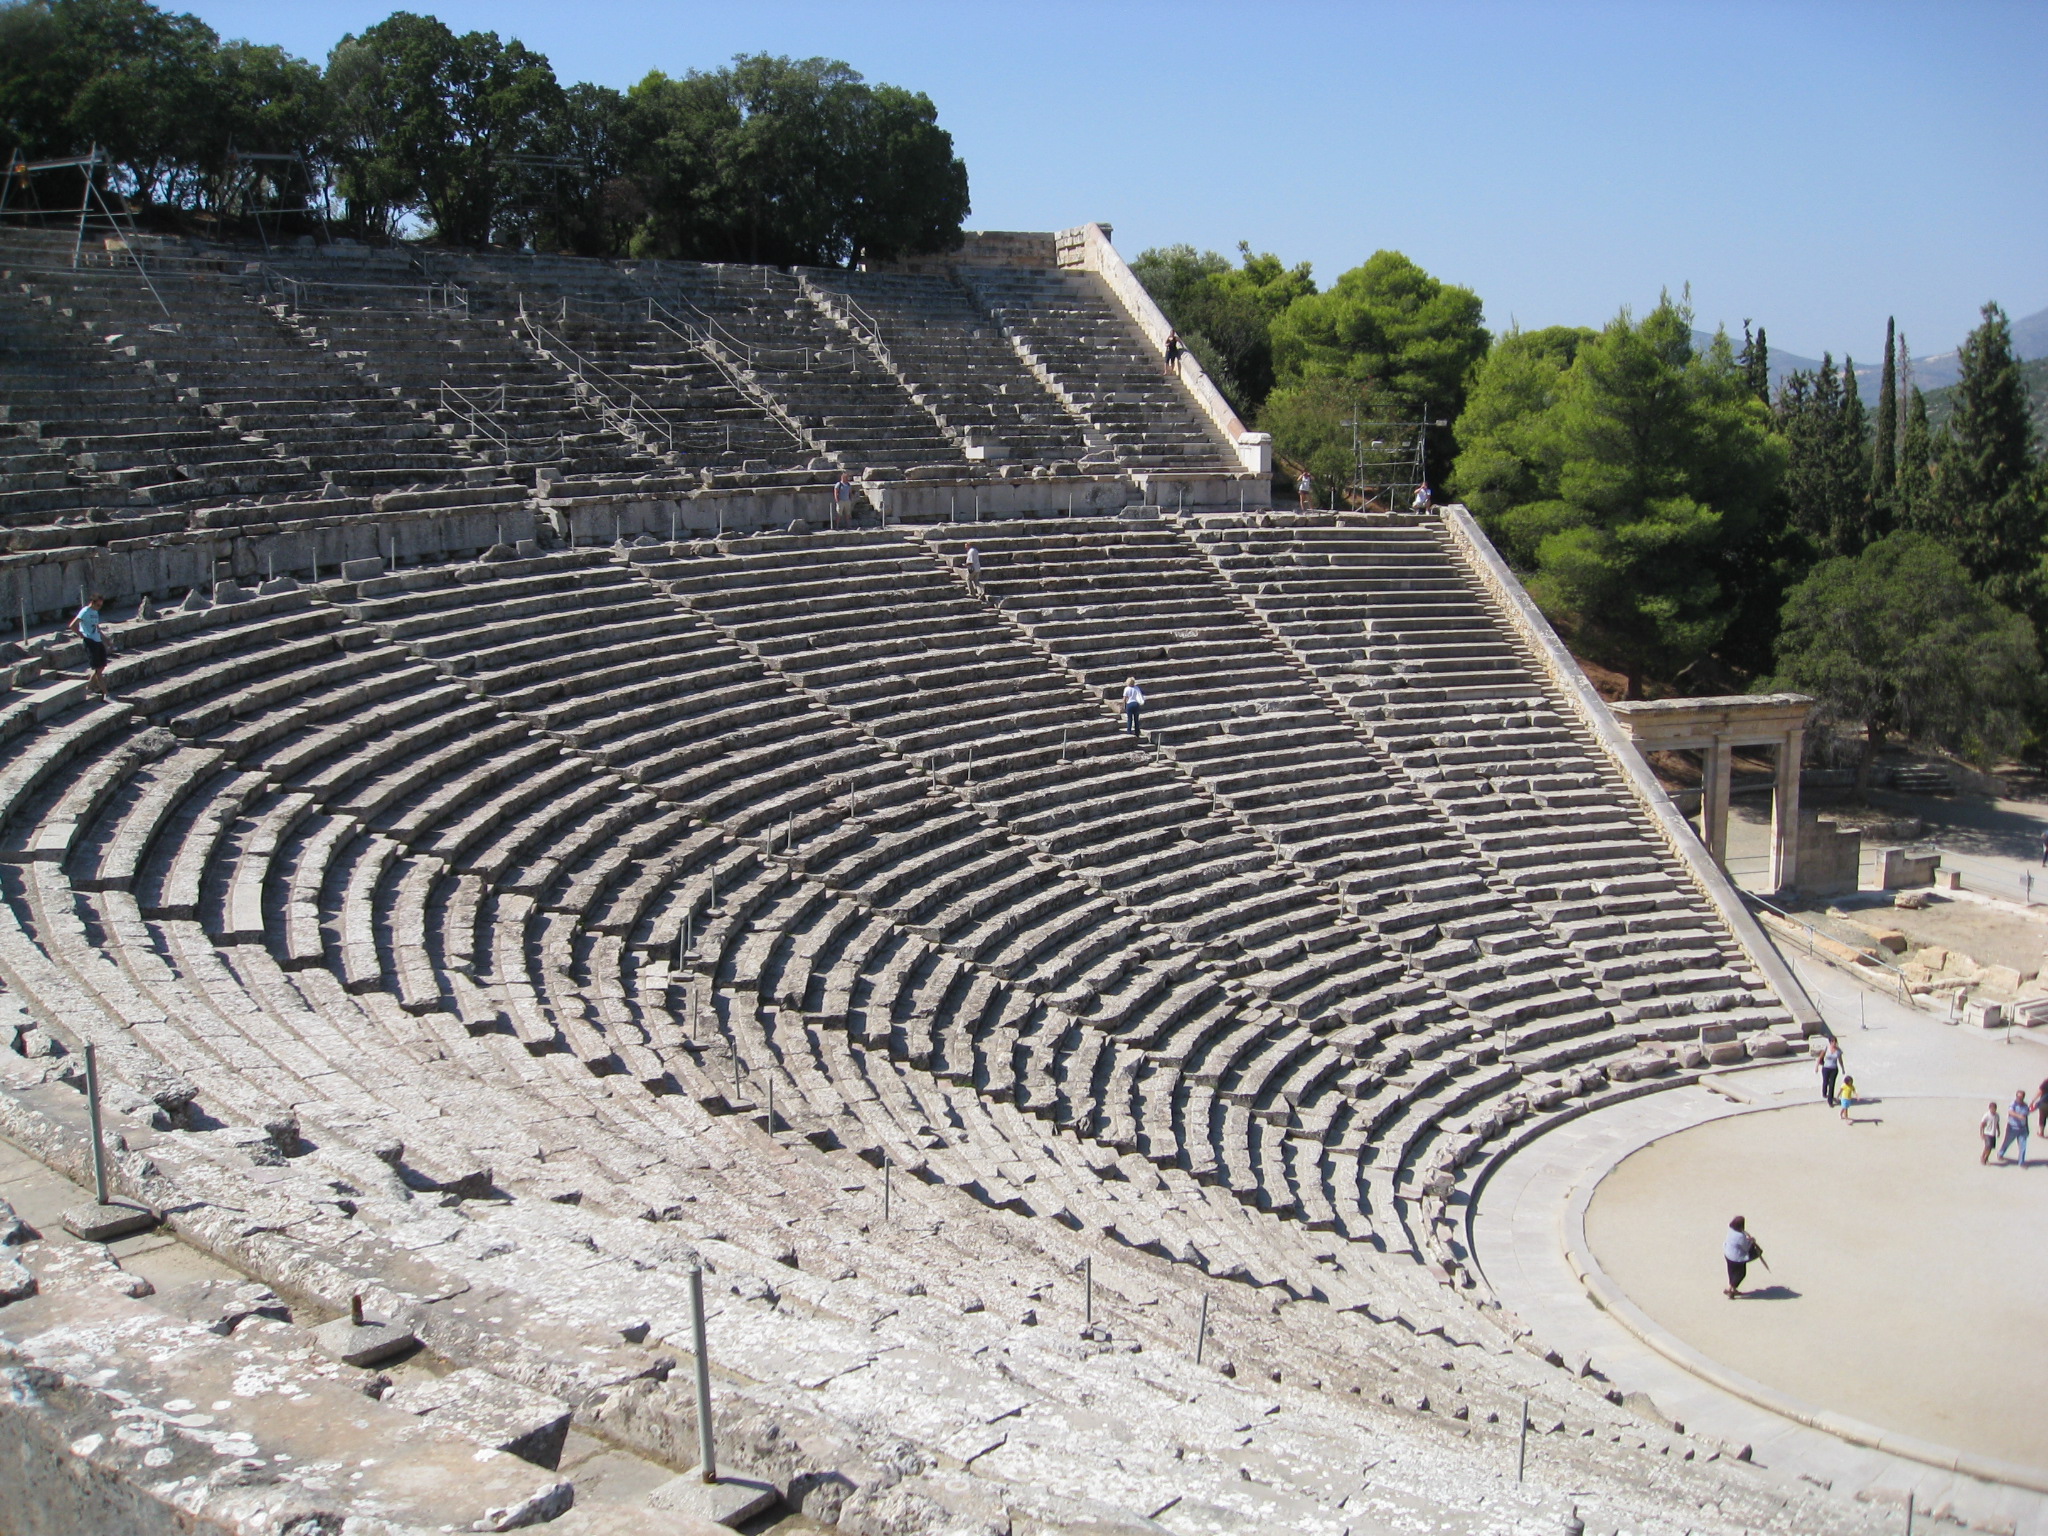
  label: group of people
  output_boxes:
[1293,471,1434,515]
[1981,1082,2046,1165]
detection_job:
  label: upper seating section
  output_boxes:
[802,269,1093,467]
[955,266,1238,471]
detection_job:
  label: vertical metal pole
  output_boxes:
[687,1261,717,1482]
[84,1042,109,1206]
[1517,1397,1528,1483]
[1194,1292,1208,1363]
[733,1045,741,1097]
[882,1160,891,1223]
[1083,1256,1092,1331]
[766,1072,774,1130]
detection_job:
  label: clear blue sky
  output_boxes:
[181,0,2047,362]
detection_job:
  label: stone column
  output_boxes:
[1701,736,1733,866]
[1770,725,1804,893]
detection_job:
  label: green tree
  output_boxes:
[1896,383,1936,532]
[623,55,966,266]
[1775,354,1873,558]
[1738,322,1770,405]
[1767,531,2039,788]
[1268,250,1487,481]
[327,12,562,247]
[1131,242,1314,415]
[1937,301,2044,611]
[1873,317,1898,506]
[1259,377,1377,509]
[1449,295,1782,696]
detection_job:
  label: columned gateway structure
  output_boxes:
[1607,694,1813,892]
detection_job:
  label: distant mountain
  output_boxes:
[1923,354,2048,440]
[1690,304,2047,399]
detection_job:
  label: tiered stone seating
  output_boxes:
[441,251,817,473]
[955,265,1236,470]
[803,269,1092,466]
[658,264,962,470]
[41,262,487,496]
[1186,513,1793,1039]
[0,265,317,512]
[264,289,662,481]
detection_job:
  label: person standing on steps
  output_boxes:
[2000,1090,2031,1164]
[1817,1037,1843,1107]
[67,593,110,699]
[1723,1216,1762,1298]
[1297,469,1314,511]
[1982,1100,2003,1164]
[832,470,855,531]
[964,544,983,597]
[1122,677,1145,737]
[1163,331,1182,377]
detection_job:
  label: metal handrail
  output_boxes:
[259,267,469,317]
[518,308,675,455]
[438,380,510,452]
[1745,891,1917,1006]
[631,296,812,452]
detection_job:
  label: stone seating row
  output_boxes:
[801,268,1091,464]
[1186,514,1785,1027]
[953,267,1235,470]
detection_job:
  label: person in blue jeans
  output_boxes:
[2000,1091,2031,1164]
[1122,678,1144,737]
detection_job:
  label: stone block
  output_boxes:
[312,1317,417,1368]
[387,1367,573,1467]
[475,1478,574,1531]
[340,556,385,581]
[61,1201,157,1242]
[649,1473,780,1528]
[1703,1040,1747,1065]
[0,1254,36,1304]
[1966,999,2005,1029]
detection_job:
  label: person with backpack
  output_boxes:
[1723,1216,1763,1298]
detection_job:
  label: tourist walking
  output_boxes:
[964,544,983,597]
[2001,1091,2032,1164]
[1297,470,1314,511]
[1817,1038,1842,1107]
[1836,1072,1857,1121]
[1122,678,1145,737]
[2039,828,2047,867]
[2036,1077,2048,1136]
[1982,1100,2003,1164]
[833,471,856,530]
[67,593,110,699]
[1723,1216,1762,1298]
[1163,331,1182,377]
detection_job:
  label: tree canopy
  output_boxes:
[1449,296,1782,694]
[1767,531,2039,784]
[0,0,970,259]
[1128,242,1313,417]
[1930,302,2044,614]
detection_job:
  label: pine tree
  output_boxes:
[1873,317,1898,504]
[1940,301,2043,610]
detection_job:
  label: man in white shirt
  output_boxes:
[1122,678,1144,737]
[1723,1215,1761,1298]
[965,545,982,596]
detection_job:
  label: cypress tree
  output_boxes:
[1897,386,1934,532]
[1742,323,1771,404]
[1873,317,1897,504]
[1940,301,2043,609]
[1838,357,1873,549]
